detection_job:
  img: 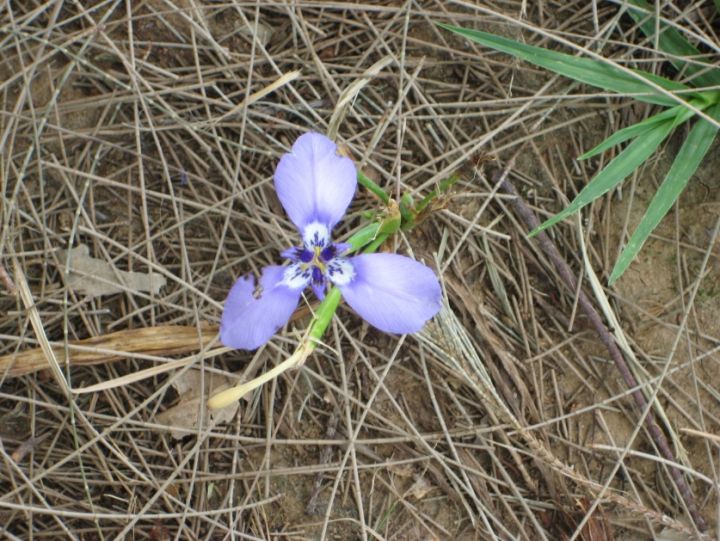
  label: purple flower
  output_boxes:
[220,132,442,350]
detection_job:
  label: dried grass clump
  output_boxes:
[2,1,719,539]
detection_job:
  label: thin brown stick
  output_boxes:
[496,169,707,534]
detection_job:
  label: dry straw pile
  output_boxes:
[1,2,719,539]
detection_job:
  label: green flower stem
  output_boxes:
[358,171,390,204]
[305,287,341,349]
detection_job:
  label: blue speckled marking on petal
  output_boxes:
[302,222,330,249]
[282,262,312,289]
[320,244,336,262]
[312,266,324,285]
[299,249,314,263]
[326,257,355,286]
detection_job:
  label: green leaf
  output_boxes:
[347,223,381,251]
[579,104,696,160]
[530,118,676,236]
[609,104,720,283]
[357,170,390,204]
[437,23,692,106]
[624,0,720,89]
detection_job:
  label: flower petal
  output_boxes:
[337,254,442,334]
[274,132,356,232]
[312,281,326,301]
[220,265,303,350]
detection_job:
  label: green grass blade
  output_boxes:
[579,104,696,159]
[529,118,676,236]
[609,104,720,283]
[624,0,720,88]
[438,23,691,106]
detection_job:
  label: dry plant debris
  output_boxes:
[0,324,216,377]
[1,1,719,540]
[156,370,238,440]
[59,243,167,298]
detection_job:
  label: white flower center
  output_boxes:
[281,263,312,289]
[326,257,355,286]
[302,222,330,249]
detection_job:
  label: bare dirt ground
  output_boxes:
[1,1,719,540]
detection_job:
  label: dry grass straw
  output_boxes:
[1,1,719,539]
[0,323,217,377]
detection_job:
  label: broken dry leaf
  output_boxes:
[156,371,238,439]
[58,244,166,297]
[237,20,273,48]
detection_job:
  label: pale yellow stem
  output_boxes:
[207,342,314,410]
